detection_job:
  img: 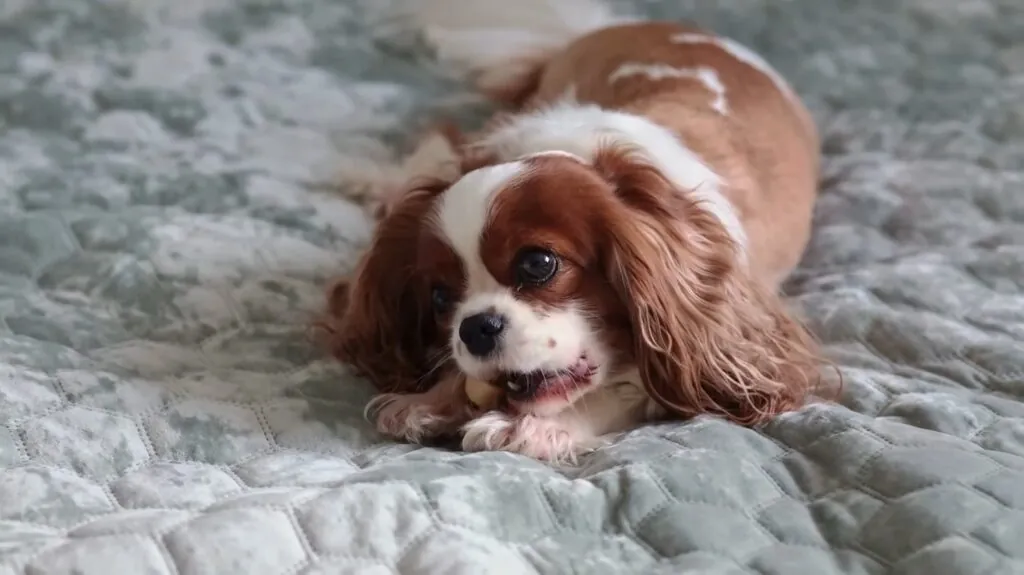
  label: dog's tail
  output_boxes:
[395,0,634,104]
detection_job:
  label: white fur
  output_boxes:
[477,103,747,249]
[671,32,798,105]
[609,63,728,115]
[515,150,586,163]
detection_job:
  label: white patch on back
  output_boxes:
[516,150,586,163]
[435,162,528,291]
[670,32,798,104]
[609,62,728,115]
[475,104,747,249]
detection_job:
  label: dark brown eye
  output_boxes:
[514,248,558,286]
[430,283,454,314]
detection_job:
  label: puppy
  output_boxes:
[325,0,823,463]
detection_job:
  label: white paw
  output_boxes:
[366,393,463,443]
[460,412,596,464]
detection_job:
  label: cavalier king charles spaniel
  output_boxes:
[320,0,824,463]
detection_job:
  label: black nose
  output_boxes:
[459,312,506,357]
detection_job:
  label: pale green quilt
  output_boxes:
[1,0,1023,573]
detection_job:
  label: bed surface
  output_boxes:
[2,0,1023,573]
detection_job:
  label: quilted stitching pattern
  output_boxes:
[1,0,1023,573]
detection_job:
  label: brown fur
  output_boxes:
[319,181,452,393]
[591,148,819,424]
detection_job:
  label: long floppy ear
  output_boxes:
[594,148,820,426]
[319,183,447,393]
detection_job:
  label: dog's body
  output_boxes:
[327,0,822,463]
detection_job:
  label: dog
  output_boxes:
[322,0,823,463]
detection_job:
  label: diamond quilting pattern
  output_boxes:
[0,366,63,422]
[637,502,776,559]
[0,466,113,528]
[24,535,173,575]
[21,407,150,479]
[144,400,272,465]
[163,508,309,574]
[112,463,243,509]
[297,482,435,559]
[1,0,1024,573]
[234,451,358,487]
[861,484,1004,563]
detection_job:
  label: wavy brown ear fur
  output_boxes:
[594,147,820,426]
[319,183,448,393]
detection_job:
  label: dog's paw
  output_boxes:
[366,389,473,444]
[366,393,457,443]
[460,412,597,464]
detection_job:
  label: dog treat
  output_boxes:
[465,376,503,410]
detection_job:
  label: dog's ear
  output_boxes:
[321,183,448,393]
[595,146,820,425]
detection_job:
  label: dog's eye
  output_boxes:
[514,248,559,286]
[430,283,454,314]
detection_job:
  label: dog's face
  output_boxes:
[429,154,628,417]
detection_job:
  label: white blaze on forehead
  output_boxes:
[609,63,728,115]
[436,161,528,289]
[670,32,798,104]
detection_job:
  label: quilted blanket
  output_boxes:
[2,0,1023,573]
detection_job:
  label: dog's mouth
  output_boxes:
[496,357,596,404]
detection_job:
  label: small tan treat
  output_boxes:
[465,376,503,410]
